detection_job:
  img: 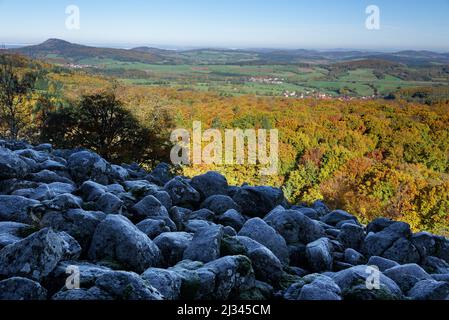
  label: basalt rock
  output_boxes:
[0,142,448,301]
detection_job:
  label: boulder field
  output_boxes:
[1,140,449,300]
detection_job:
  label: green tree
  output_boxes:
[41,92,173,166]
[0,55,36,139]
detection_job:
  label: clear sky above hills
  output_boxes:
[0,0,448,51]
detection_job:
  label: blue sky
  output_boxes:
[0,0,448,51]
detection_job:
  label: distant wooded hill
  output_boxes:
[7,39,449,66]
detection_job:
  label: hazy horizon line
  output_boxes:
[2,38,449,53]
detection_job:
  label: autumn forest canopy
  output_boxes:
[1,49,449,236]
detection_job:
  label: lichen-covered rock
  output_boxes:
[88,215,161,272]
[80,180,107,202]
[264,208,325,245]
[306,238,334,272]
[0,277,47,300]
[0,148,30,179]
[132,195,169,220]
[201,255,255,300]
[67,151,115,185]
[95,192,123,214]
[238,218,289,264]
[154,232,193,267]
[141,268,182,300]
[338,224,365,251]
[321,210,358,226]
[367,256,400,272]
[137,219,171,239]
[95,271,164,300]
[362,221,412,258]
[331,265,403,300]
[0,228,64,281]
[201,195,241,215]
[422,256,449,274]
[216,209,246,231]
[164,177,200,206]
[236,236,283,285]
[183,225,223,263]
[190,171,228,200]
[41,193,83,211]
[344,248,365,266]
[408,279,449,300]
[284,275,341,300]
[0,195,40,224]
[232,186,284,217]
[0,221,33,249]
[40,209,105,251]
[384,264,431,293]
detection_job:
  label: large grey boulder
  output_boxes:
[41,209,105,251]
[236,236,283,285]
[0,221,32,249]
[435,236,449,264]
[41,193,83,211]
[190,171,228,200]
[15,148,49,163]
[95,192,124,214]
[30,170,73,185]
[238,218,289,264]
[123,180,158,198]
[67,151,115,185]
[183,225,223,263]
[344,248,365,266]
[338,224,365,251]
[168,261,216,300]
[362,221,412,258]
[0,195,40,224]
[132,195,169,220]
[95,271,163,300]
[0,148,30,179]
[382,237,420,264]
[384,264,431,293]
[45,261,113,294]
[306,238,334,272]
[163,177,200,206]
[188,209,216,222]
[366,217,395,233]
[411,232,437,258]
[136,219,171,239]
[264,208,325,245]
[79,181,107,202]
[52,287,112,300]
[422,256,449,274]
[88,215,161,273]
[367,256,399,272]
[232,186,284,217]
[331,265,403,299]
[216,209,246,231]
[59,231,82,260]
[321,210,358,226]
[141,268,183,300]
[408,279,449,300]
[201,195,241,215]
[0,228,64,281]
[147,163,173,186]
[285,275,341,301]
[0,277,47,300]
[154,232,193,266]
[202,255,255,300]
[12,182,75,201]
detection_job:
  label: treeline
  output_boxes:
[0,54,173,166]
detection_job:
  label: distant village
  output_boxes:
[247,76,378,100]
